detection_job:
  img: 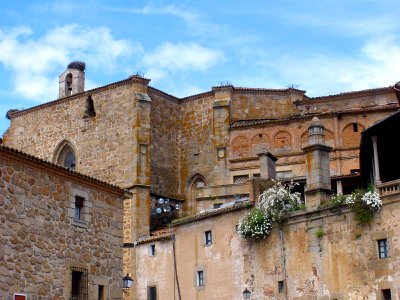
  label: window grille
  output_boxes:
[147,286,157,300]
[378,239,388,259]
[197,271,204,287]
[233,175,249,184]
[71,267,88,300]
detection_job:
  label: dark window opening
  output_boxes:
[205,230,212,245]
[378,239,388,259]
[98,285,104,300]
[197,271,204,287]
[278,281,285,293]
[71,267,88,300]
[382,289,392,300]
[213,203,222,209]
[353,123,358,132]
[75,196,84,220]
[64,149,76,170]
[258,134,263,138]
[147,286,157,300]
[83,95,96,118]
[65,73,73,96]
[149,244,156,256]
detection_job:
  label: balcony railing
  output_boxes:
[377,179,400,197]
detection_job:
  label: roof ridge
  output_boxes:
[0,145,131,196]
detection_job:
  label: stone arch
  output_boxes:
[231,135,250,158]
[186,173,207,214]
[342,123,365,148]
[251,133,270,156]
[53,139,77,170]
[273,131,292,149]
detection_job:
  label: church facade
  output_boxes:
[1,62,400,299]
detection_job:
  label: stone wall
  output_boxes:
[148,89,181,198]
[3,80,144,188]
[0,147,125,299]
[135,196,400,300]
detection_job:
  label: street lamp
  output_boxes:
[243,288,251,299]
[122,274,133,289]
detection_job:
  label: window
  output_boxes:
[197,271,204,287]
[382,289,392,300]
[204,230,212,245]
[233,175,249,184]
[149,244,156,256]
[352,123,358,132]
[378,239,388,259]
[278,281,285,293]
[63,149,76,170]
[71,267,88,300]
[213,203,222,209]
[74,196,84,220]
[147,286,157,300]
[98,285,104,300]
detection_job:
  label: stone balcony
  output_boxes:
[195,182,251,200]
[377,179,400,197]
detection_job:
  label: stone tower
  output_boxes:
[59,61,85,98]
[302,117,332,208]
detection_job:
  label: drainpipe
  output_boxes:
[279,228,288,300]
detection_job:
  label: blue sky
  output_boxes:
[0,0,400,135]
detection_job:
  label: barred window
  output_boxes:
[233,175,249,184]
[71,267,88,300]
[204,231,212,245]
[197,271,204,287]
[378,239,389,259]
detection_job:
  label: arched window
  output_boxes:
[65,73,73,96]
[54,140,77,170]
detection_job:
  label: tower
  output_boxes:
[59,61,85,98]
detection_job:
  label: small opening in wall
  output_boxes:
[278,281,285,293]
[98,285,104,300]
[352,123,358,132]
[149,244,156,256]
[382,289,392,300]
[204,230,212,245]
[378,239,389,259]
[259,134,262,138]
[83,95,96,118]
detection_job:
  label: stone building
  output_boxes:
[0,145,129,299]
[1,62,400,299]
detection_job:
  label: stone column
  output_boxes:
[212,85,233,186]
[371,135,381,185]
[257,150,277,179]
[336,180,343,195]
[302,117,332,209]
[125,75,152,300]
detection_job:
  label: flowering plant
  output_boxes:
[238,208,272,239]
[345,188,382,225]
[258,181,302,222]
[238,181,303,240]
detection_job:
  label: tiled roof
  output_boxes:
[304,86,393,102]
[230,104,399,128]
[171,201,253,227]
[135,231,175,245]
[0,145,132,196]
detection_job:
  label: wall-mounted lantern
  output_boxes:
[243,288,251,299]
[122,274,133,289]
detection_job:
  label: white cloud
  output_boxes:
[107,4,221,36]
[142,42,223,79]
[0,24,136,101]
[261,36,400,96]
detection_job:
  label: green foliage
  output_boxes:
[238,208,272,240]
[345,188,382,225]
[315,228,325,238]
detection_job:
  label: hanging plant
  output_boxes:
[238,208,272,240]
[345,189,382,225]
[238,181,303,240]
[258,181,302,222]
